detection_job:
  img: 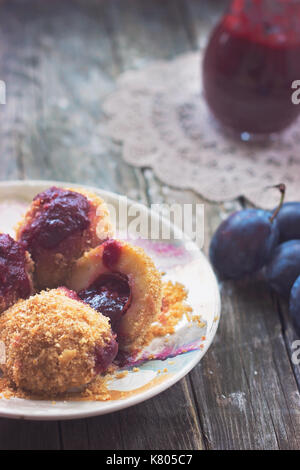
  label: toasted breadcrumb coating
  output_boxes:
[0,289,117,395]
[146,281,205,341]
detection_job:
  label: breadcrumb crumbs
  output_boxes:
[116,371,129,379]
[0,281,202,402]
[146,281,204,343]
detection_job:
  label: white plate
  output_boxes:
[0,180,220,420]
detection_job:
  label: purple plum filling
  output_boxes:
[78,273,131,331]
[57,286,81,302]
[20,186,90,251]
[94,337,118,374]
[0,234,31,299]
[102,239,122,269]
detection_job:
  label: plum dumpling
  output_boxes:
[0,288,118,395]
[16,186,113,290]
[67,239,163,351]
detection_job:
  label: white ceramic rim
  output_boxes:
[0,180,221,420]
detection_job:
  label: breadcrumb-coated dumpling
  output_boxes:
[67,239,163,351]
[15,186,114,290]
[0,288,118,395]
[0,233,34,314]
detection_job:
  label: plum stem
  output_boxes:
[269,183,286,223]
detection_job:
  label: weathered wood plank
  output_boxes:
[59,419,90,450]
[106,0,191,68]
[85,379,204,451]
[0,419,60,450]
[0,0,137,195]
[276,299,300,392]
[190,280,300,449]
[188,201,300,450]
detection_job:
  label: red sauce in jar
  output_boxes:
[203,0,300,134]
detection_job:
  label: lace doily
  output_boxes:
[102,52,300,209]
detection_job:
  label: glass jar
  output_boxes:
[203,0,300,136]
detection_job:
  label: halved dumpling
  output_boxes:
[67,239,163,351]
[16,186,114,290]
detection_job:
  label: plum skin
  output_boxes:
[290,275,300,336]
[265,240,300,298]
[210,209,279,280]
[276,202,300,243]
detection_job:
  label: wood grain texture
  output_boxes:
[0,419,60,450]
[189,195,300,450]
[0,0,299,450]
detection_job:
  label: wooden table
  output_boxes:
[0,0,299,450]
